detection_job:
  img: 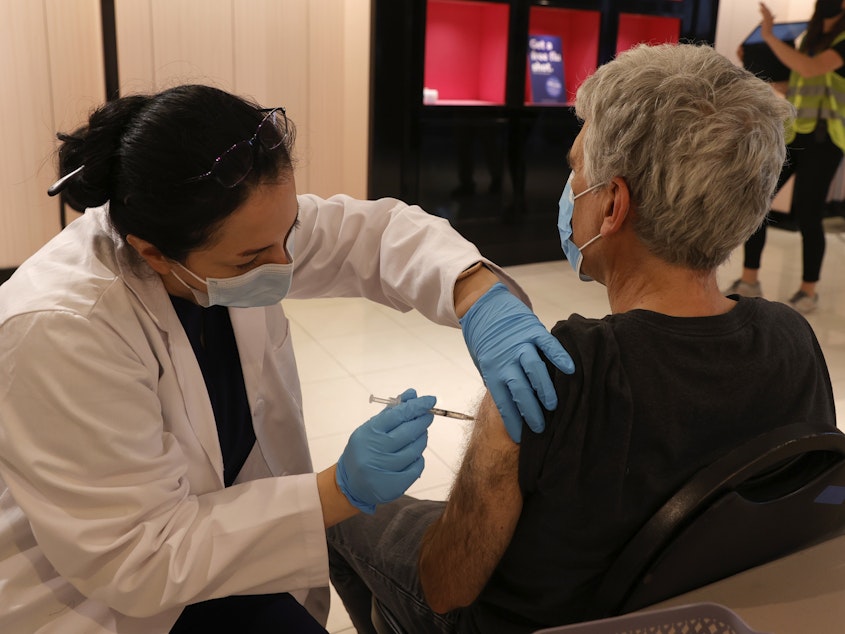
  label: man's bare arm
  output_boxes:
[418,392,523,613]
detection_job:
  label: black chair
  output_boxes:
[591,422,845,618]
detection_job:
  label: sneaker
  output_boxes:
[722,279,763,298]
[788,290,819,314]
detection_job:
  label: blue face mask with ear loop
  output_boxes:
[557,171,604,282]
[171,231,296,308]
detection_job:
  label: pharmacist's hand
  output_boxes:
[460,282,574,443]
[336,389,435,514]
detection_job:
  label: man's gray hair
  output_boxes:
[575,43,795,270]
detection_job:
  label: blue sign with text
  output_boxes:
[528,35,566,104]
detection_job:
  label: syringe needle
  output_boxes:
[428,407,475,421]
[369,394,474,421]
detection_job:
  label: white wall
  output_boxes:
[714,0,816,63]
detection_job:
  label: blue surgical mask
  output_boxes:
[171,234,295,308]
[557,172,603,282]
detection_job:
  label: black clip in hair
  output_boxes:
[47,165,84,197]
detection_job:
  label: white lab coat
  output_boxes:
[0,194,520,633]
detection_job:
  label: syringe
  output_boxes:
[369,394,475,421]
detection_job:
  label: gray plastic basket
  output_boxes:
[533,602,768,634]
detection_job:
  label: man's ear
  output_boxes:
[125,234,173,276]
[600,176,631,237]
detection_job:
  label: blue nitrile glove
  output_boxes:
[336,388,436,514]
[460,282,575,443]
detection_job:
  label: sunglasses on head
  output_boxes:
[185,107,289,188]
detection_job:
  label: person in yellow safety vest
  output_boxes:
[725,0,845,313]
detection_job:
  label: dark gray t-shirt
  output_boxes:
[460,297,837,633]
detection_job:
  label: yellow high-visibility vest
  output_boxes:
[786,30,845,150]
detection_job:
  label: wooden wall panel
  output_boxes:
[45,0,107,229]
[150,0,235,90]
[115,0,155,93]
[0,1,54,268]
[0,0,103,268]
[307,0,346,198]
[46,0,106,131]
[0,2,50,268]
[2,0,371,267]
[342,0,370,199]
[113,0,370,198]
[233,0,311,191]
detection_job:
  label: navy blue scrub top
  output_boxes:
[170,295,255,487]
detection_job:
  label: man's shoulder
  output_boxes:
[552,298,807,332]
[549,311,644,352]
[732,296,820,340]
[550,312,612,337]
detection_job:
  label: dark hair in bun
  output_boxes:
[54,84,296,261]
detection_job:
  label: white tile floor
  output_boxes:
[284,224,845,634]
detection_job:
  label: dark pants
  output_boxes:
[327,496,459,634]
[744,125,844,283]
[169,593,327,633]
